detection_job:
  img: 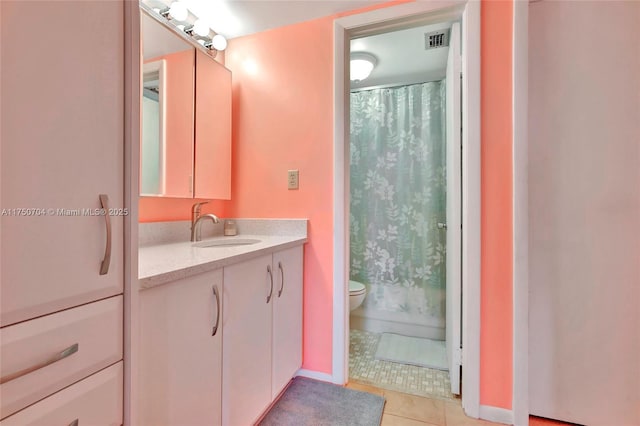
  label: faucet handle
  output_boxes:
[192,200,210,214]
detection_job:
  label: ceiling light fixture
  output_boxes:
[350,52,377,82]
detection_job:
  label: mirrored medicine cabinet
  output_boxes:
[140,10,231,199]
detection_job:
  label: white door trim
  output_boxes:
[332,0,481,418]
[512,2,529,425]
[445,20,463,396]
[123,2,141,425]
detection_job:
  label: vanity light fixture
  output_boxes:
[350,52,377,82]
[192,19,210,37]
[210,34,228,51]
[159,1,188,21]
[169,1,188,20]
[145,0,227,55]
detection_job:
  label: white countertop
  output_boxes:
[139,234,307,290]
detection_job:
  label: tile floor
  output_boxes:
[349,329,454,400]
[349,329,570,426]
[345,381,502,426]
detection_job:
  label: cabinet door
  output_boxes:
[272,246,304,397]
[139,270,222,426]
[0,0,124,326]
[0,362,123,426]
[194,50,231,199]
[222,254,273,426]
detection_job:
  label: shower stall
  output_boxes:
[349,81,447,341]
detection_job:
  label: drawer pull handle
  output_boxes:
[0,343,79,384]
[212,285,220,337]
[99,194,111,275]
[278,262,284,298]
[68,419,79,426]
[266,265,274,304]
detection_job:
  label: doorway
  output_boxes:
[346,20,461,400]
[333,0,481,417]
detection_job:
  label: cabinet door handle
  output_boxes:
[99,194,111,275]
[68,419,79,426]
[0,343,79,384]
[277,262,284,298]
[212,285,220,336]
[266,265,274,304]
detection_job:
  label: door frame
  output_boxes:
[332,0,481,417]
[124,2,141,425]
[512,2,529,425]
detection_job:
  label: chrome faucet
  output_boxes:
[191,201,220,242]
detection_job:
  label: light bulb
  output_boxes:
[193,19,210,37]
[211,34,227,51]
[168,1,188,21]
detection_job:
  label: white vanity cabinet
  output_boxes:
[138,269,223,426]
[222,246,303,426]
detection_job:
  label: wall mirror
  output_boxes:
[141,11,195,197]
[140,9,232,200]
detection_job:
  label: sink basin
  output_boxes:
[193,238,261,248]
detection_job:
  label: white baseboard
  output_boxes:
[479,405,514,425]
[295,369,338,384]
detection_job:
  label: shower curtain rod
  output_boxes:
[350,76,445,93]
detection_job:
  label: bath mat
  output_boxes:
[375,333,448,370]
[258,377,385,426]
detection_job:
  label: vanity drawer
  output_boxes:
[0,296,123,419]
[0,362,123,426]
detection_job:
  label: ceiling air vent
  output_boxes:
[424,29,450,50]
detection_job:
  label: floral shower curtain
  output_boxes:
[349,81,447,328]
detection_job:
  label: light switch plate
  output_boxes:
[287,170,299,190]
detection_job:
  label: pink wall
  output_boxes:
[226,15,336,373]
[139,197,229,222]
[139,0,516,409]
[480,0,513,409]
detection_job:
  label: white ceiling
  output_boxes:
[350,21,453,90]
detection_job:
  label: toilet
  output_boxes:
[349,280,367,311]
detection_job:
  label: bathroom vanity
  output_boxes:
[137,220,307,426]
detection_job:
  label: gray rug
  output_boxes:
[259,377,385,426]
[375,333,448,370]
